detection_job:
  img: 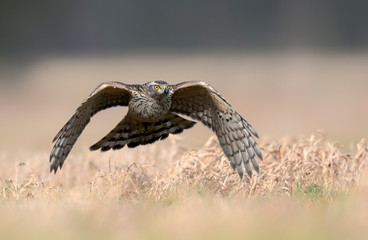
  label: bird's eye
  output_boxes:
[154,85,159,90]
[167,86,170,89]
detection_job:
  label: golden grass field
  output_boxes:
[1,134,368,239]
[0,52,367,239]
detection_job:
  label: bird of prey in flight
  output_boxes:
[50,81,262,179]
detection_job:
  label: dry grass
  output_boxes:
[0,133,368,239]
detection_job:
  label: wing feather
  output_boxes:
[89,113,196,151]
[171,81,262,178]
[49,82,137,173]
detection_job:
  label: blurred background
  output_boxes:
[0,0,367,152]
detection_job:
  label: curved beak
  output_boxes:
[164,86,169,94]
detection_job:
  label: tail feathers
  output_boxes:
[90,114,196,152]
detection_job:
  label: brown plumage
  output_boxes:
[50,81,262,179]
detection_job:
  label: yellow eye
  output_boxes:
[167,86,170,89]
[154,85,159,90]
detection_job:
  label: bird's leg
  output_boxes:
[145,123,154,133]
[139,122,154,133]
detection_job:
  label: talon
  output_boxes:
[140,122,154,133]
[138,124,146,133]
[146,123,154,133]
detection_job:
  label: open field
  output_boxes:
[0,134,367,239]
[1,52,367,239]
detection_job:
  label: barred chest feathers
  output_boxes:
[129,92,172,121]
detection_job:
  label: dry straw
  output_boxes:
[1,133,367,202]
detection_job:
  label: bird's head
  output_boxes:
[144,81,173,100]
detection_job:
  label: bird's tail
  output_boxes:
[89,114,196,151]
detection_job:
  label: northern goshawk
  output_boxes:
[50,81,262,179]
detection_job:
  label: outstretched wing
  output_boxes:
[170,81,262,179]
[50,82,138,173]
